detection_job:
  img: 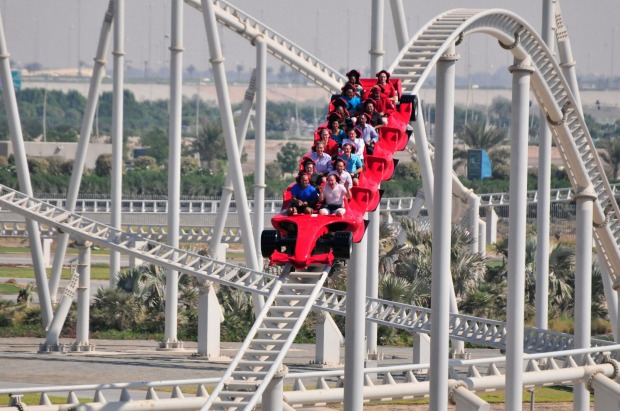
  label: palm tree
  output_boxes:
[0,299,18,327]
[454,121,509,176]
[380,217,486,305]
[92,287,141,331]
[16,282,36,308]
[490,236,576,320]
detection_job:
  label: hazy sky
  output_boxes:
[0,0,618,80]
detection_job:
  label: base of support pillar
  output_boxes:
[157,340,185,351]
[449,351,471,359]
[308,360,343,369]
[71,343,96,352]
[191,353,231,362]
[366,352,384,361]
[38,343,69,354]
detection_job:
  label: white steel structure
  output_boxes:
[1,1,620,410]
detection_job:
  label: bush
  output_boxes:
[133,155,158,170]
[180,157,200,174]
[27,157,49,174]
[95,153,113,177]
[46,156,67,176]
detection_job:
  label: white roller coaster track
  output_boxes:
[183,0,345,93]
[3,5,620,408]
[0,185,613,352]
[0,185,617,410]
[388,9,620,287]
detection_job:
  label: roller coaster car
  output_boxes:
[262,185,372,269]
[263,81,417,269]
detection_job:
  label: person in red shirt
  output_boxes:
[369,85,395,117]
[375,70,398,102]
[314,127,340,160]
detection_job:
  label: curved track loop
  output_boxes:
[389,8,620,285]
[184,0,344,93]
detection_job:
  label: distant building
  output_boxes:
[0,141,111,169]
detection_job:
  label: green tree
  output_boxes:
[94,153,113,177]
[193,121,227,173]
[275,142,306,177]
[91,287,141,331]
[141,127,169,165]
[133,155,158,170]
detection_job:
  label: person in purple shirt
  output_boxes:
[356,113,379,155]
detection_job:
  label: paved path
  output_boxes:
[0,337,425,410]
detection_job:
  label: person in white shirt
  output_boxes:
[318,173,351,216]
[341,128,365,159]
[329,158,352,192]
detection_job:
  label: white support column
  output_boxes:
[573,188,595,411]
[200,0,260,279]
[478,220,486,254]
[535,0,555,333]
[468,194,480,253]
[208,73,256,256]
[369,0,385,73]
[160,0,184,351]
[505,56,534,411]
[0,9,53,327]
[110,0,124,287]
[50,0,113,303]
[253,36,267,264]
[315,312,343,366]
[430,42,458,411]
[41,238,53,268]
[344,234,368,411]
[73,240,94,352]
[388,0,409,50]
[599,262,619,341]
[592,372,620,411]
[450,384,490,411]
[413,105,434,212]
[366,209,380,359]
[485,207,497,245]
[128,239,148,268]
[197,243,227,358]
[196,282,225,359]
[262,365,287,411]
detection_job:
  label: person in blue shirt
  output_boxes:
[338,142,363,186]
[288,172,319,215]
[341,83,362,116]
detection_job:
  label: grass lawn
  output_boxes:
[0,283,21,294]
[0,265,111,281]
[0,246,110,255]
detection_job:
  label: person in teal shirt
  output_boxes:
[338,142,363,186]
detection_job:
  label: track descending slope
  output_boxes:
[184,0,344,93]
[389,8,620,288]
